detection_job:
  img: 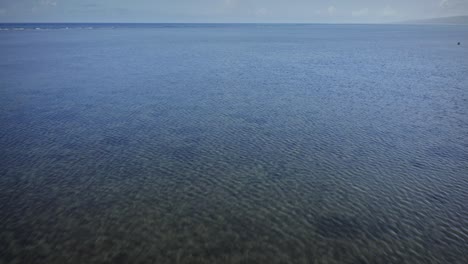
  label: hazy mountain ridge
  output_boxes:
[402,15,468,25]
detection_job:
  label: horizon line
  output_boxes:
[0,21,404,25]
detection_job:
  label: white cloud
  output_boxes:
[39,0,58,7]
[0,8,6,15]
[31,0,58,14]
[440,0,450,7]
[224,0,236,7]
[352,8,369,17]
[439,0,468,9]
[255,7,268,17]
[313,9,323,15]
[382,6,397,17]
[328,5,336,16]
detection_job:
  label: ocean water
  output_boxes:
[0,24,467,264]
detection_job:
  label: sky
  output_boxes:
[0,0,467,23]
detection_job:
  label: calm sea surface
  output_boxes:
[1,24,467,264]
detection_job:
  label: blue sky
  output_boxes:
[0,0,467,23]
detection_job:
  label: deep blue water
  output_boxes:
[1,24,468,264]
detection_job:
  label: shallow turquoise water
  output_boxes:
[1,24,468,263]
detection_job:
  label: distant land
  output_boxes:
[401,15,468,25]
